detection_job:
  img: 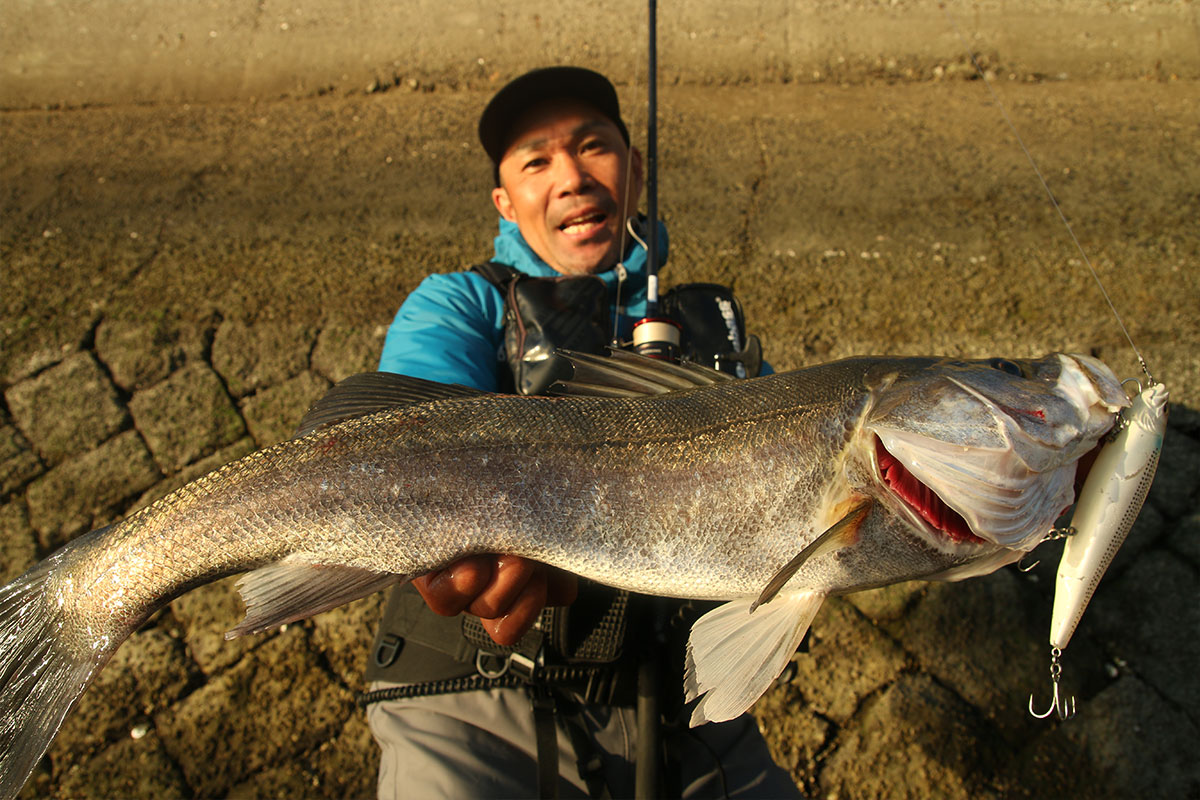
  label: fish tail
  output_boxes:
[0,526,123,800]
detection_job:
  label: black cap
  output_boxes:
[478,66,630,168]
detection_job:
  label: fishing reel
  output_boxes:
[626,283,763,378]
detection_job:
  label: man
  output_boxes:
[363,66,799,799]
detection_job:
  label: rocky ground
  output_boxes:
[2,73,1198,798]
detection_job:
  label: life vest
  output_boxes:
[471,260,763,394]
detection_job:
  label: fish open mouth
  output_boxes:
[875,437,984,544]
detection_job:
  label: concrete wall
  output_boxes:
[2,0,1198,108]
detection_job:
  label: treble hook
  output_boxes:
[1028,646,1076,721]
[1017,526,1075,573]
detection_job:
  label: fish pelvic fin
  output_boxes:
[229,560,402,638]
[0,527,122,800]
[684,591,825,727]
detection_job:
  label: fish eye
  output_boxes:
[987,358,1024,376]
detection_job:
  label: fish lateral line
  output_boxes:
[749,498,873,613]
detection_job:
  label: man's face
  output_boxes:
[492,100,643,276]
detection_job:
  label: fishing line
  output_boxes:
[938,3,1153,384]
[941,7,1172,727]
[617,50,642,273]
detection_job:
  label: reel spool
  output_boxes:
[631,316,682,361]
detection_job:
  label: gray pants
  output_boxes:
[366,682,802,799]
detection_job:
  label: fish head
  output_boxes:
[859,354,1129,552]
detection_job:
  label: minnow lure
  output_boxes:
[1052,382,1169,650]
[1030,381,1169,719]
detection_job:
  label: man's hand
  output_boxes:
[412,555,578,646]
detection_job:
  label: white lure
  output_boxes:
[1051,381,1169,650]
[1031,381,1168,721]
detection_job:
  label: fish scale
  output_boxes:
[0,352,1128,798]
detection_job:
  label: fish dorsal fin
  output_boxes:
[552,348,733,397]
[294,372,487,438]
[228,559,403,638]
[684,591,825,726]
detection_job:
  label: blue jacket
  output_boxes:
[379,218,667,390]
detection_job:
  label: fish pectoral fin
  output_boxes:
[750,499,872,613]
[228,560,403,638]
[293,372,487,438]
[684,591,825,727]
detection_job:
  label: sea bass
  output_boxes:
[0,352,1127,798]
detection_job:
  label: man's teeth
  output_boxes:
[561,213,604,233]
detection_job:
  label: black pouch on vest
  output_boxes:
[661,282,762,378]
[473,262,611,395]
[365,585,478,684]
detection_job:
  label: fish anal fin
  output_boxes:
[751,499,871,613]
[228,560,402,638]
[294,372,486,438]
[684,591,825,727]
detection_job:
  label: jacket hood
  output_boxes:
[492,216,669,340]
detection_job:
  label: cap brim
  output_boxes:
[479,66,629,166]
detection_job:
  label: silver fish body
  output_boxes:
[0,352,1128,797]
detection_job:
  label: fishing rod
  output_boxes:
[631,5,670,798]
[645,0,659,305]
[629,0,682,362]
[939,3,1169,723]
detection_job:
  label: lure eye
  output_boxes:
[988,358,1024,376]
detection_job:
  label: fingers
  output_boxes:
[412,556,581,648]
[466,554,538,619]
[412,554,495,616]
[480,567,548,646]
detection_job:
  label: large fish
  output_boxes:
[0,351,1127,798]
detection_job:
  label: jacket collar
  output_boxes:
[491,217,668,292]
